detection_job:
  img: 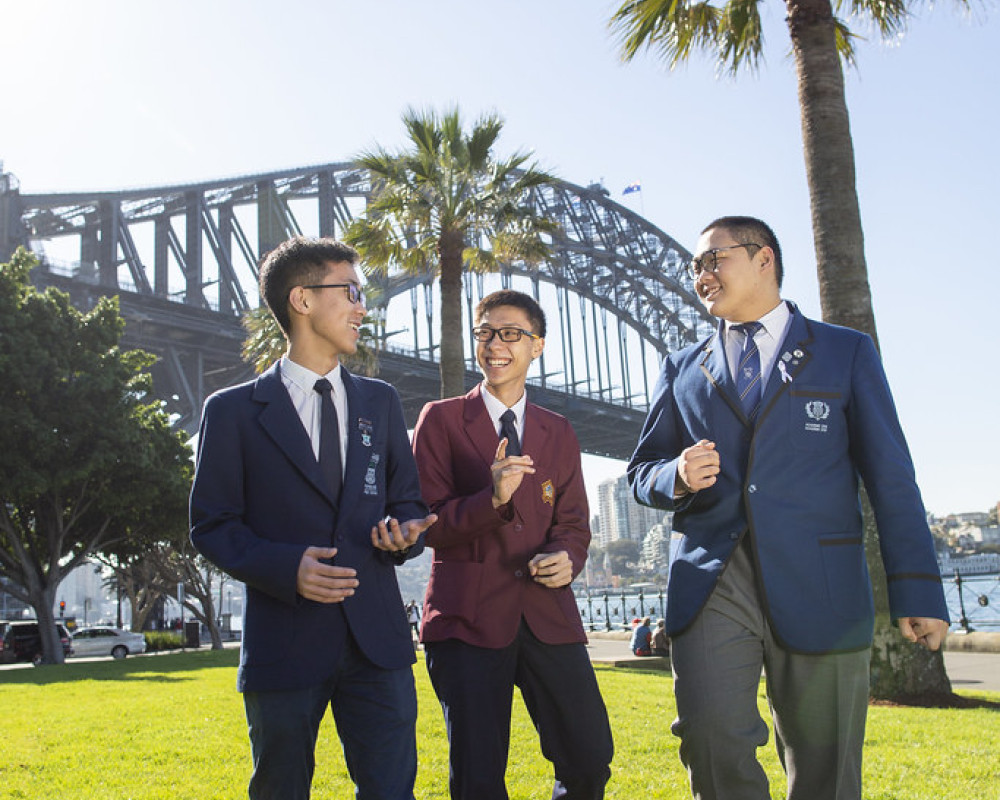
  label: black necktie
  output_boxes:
[733,322,764,418]
[500,409,521,456]
[314,378,342,505]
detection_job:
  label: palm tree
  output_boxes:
[344,107,557,399]
[241,301,381,377]
[609,1,960,699]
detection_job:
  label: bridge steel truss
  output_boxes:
[3,163,713,458]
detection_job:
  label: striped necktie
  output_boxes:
[734,322,764,418]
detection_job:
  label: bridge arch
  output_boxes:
[2,162,713,457]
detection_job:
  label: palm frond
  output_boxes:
[610,0,722,70]
[719,0,765,74]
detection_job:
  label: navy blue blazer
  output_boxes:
[629,303,948,654]
[190,361,428,691]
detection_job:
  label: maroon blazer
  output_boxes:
[412,385,591,648]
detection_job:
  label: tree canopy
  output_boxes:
[0,248,192,663]
[344,107,558,398]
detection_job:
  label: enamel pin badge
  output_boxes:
[541,480,555,506]
[358,417,373,447]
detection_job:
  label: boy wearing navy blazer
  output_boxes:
[629,217,948,800]
[190,237,436,800]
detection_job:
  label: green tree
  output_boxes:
[609,0,959,699]
[0,248,192,664]
[344,107,557,399]
[606,538,642,575]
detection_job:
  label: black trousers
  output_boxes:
[425,622,614,800]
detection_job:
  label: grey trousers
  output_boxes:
[670,540,870,800]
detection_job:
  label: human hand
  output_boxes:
[898,617,949,651]
[528,550,573,588]
[371,514,438,552]
[676,439,719,494]
[491,438,535,508]
[296,546,358,603]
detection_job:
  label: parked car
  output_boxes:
[70,626,147,659]
[0,620,73,664]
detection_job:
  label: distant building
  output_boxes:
[1,577,31,619]
[938,552,1000,576]
[595,474,666,547]
[640,522,671,573]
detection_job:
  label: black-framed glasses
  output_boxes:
[687,243,762,279]
[471,326,540,343]
[300,283,366,306]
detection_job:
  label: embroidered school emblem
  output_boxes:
[805,401,830,422]
[541,480,555,506]
[804,401,830,434]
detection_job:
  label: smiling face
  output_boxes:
[475,305,545,406]
[693,226,781,323]
[286,260,366,372]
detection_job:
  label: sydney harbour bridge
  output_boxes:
[0,162,712,460]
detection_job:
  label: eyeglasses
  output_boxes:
[687,243,762,279]
[300,283,366,306]
[471,326,540,343]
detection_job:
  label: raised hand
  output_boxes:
[491,437,535,508]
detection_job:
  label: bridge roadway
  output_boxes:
[32,269,647,458]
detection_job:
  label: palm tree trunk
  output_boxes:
[437,230,467,399]
[787,0,950,699]
[787,0,877,343]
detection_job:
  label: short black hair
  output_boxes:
[258,237,359,335]
[474,289,546,338]
[701,215,783,288]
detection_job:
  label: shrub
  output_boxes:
[143,631,184,652]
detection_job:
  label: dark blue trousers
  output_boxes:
[243,633,418,800]
[425,621,613,800]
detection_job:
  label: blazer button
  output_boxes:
[514,569,524,578]
[514,524,523,531]
[730,532,740,540]
[748,484,757,493]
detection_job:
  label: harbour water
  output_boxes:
[576,572,1000,632]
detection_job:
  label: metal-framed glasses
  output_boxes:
[300,283,366,306]
[471,326,540,343]
[686,243,762,279]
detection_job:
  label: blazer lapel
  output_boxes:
[254,362,332,504]
[463,385,505,467]
[758,302,814,422]
[521,400,550,463]
[698,323,748,425]
[340,369,371,510]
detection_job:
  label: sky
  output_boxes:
[3,0,998,517]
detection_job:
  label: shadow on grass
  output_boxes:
[0,647,239,686]
[871,692,1000,711]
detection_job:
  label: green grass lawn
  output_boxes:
[1,649,996,799]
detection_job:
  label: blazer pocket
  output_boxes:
[425,560,483,625]
[788,386,845,451]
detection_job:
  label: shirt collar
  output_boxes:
[724,300,789,343]
[479,382,527,427]
[281,355,343,395]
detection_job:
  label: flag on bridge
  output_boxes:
[622,182,641,195]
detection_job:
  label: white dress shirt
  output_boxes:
[280,355,348,465]
[479,383,527,447]
[724,301,792,389]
